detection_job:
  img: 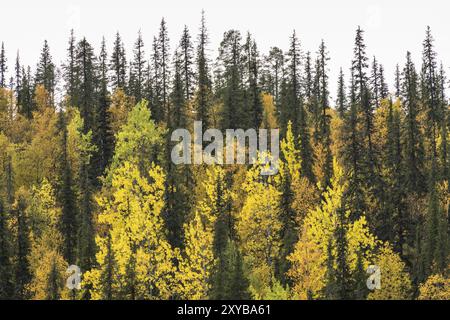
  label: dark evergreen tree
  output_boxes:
[179,25,195,101]
[15,52,21,107]
[262,47,284,105]
[152,19,171,123]
[370,56,380,107]
[0,198,13,299]
[35,40,56,101]
[75,38,97,133]
[217,29,244,129]
[401,51,426,194]
[63,29,78,107]
[92,38,113,180]
[378,64,389,99]
[316,40,332,188]
[243,33,263,129]
[421,26,440,163]
[0,42,7,88]
[19,66,33,118]
[336,68,347,117]
[130,31,146,102]
[395,64,401,98]
[110,32,127,91]
[14,194,30,299]
[194,11,213,127]
[57,111,78,264]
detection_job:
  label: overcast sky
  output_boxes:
[1,0,449,99]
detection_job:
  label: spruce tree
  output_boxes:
[130,31,146,102]
[15,52,21,107]
[14,193,31,299]
[64,29,78,107]
[218,29,244,129]
[194,11,213,127]
[243,33,263,129]
[336,68,347,117]
[92,37,113,180]
[0,197,13,299]
[75,38,97,133]
[57,111,78,264]
[110,32,127,90]
[401,51,426,194]
[35,40,56,101]
[0,42,7,88]
[179,25,195,101]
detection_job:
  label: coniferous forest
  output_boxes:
[0,12,449,300]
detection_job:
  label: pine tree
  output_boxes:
[0,197,13,299]
[371,56,380,107]
[263,47,284,105]
[92,37,113,180]
[35,40,56,102]
[194,11,213,127]
[336,68,347,117]
[179,25,195,101]
[315,40,332,188]
[395,64,401,98]
[110,32,127,90]
[19,66,33,118]
[153,19,171,124]
[401,51,426,194]
[15,52,21,108]
[379,64,389,99]
[284,30,314,182]
[75,38,97,133]
[130,31,146,102]
[243,33,263,128]
[56,111,78,264]
[12,191,31,299]
[0,42,7,88]
[421,26,440,164]
[218,29,244,129]
[64,29,78,107]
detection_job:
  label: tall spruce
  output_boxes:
[130,31,146,102]
[401,51,426,194]
[35,40,56,101]
[92,37,113,180]
[110,32,127,91]
[179,25,195,101]
[194,11,213,127]
[0,42,7,88]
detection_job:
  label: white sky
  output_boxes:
[1,0,449,100]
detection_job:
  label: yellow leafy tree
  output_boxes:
[27,179,69,300]
[108,88,136,135]
[367,244,412,300]
[84,161,177,300]
[288,160,378,299]
[418,273,450,300]
[238,156,283,299]
[177,207,216,299]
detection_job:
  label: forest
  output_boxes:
[0,12,449,300]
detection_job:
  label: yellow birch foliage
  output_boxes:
[367,244,412,300]
[84,161,177,299]
[418,273,450,300]
[288,160,378,299]
[27,179,68,300]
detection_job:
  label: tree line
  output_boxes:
[0,12,448,300]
